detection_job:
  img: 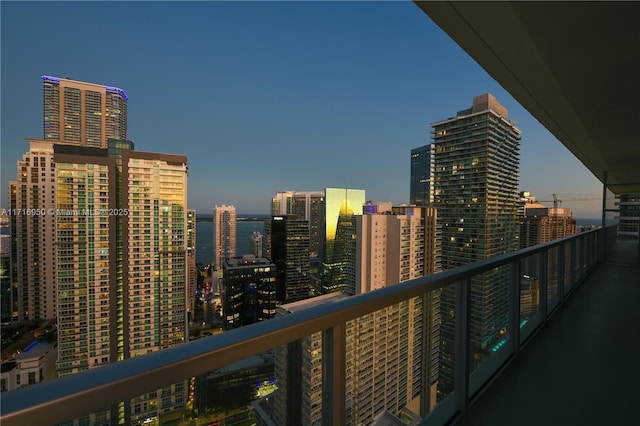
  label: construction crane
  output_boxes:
[529,193,562,208]
[535,193,600,209]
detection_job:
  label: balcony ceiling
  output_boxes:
[416,1,640,194]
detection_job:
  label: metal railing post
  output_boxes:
[540,251,548,323]
[601,171,608,262]
[571,238,577,285]
[322,324,346,426]
[558,242,566,301]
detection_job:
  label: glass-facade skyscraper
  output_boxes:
[410,144,433,206]
[222,255,277,329]
[322,188,365,294]
[53,140,188,424]
[270,215,310,303]
[271,191,324,260]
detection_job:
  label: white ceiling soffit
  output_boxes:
[415,1,640,194]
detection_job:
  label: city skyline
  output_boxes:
[1,2,605,216]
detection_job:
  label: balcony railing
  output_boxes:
[0,226,608,426]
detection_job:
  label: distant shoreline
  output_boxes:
[196,215,269,222]
[193,216,615,225]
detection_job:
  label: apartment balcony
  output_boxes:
[3,2,638,425]
[2,226,638,425]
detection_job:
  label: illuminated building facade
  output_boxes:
[428,94,521,400]
[271,191,324,260]
[187,209,197,317]
[43,75,127,147]
[270,293,347,426]
[322,188,365,294]
[519,193,577,317]
[1,235,12,324]
[410,144,433,206]
[51,140,188,424]
[9,140,58,322]
[222,255,277,330]
[616,193,640,238]
[10,76,185,425]
[354,203,441,417]
[213,205,236,271]
[270,215,310,303]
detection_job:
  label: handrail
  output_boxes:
[0,227,604,426]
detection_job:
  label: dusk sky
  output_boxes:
[1,1,605,217]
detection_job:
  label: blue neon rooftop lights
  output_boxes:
[41,76,129,101]
[41,75,60,83]
[105,86,129,101]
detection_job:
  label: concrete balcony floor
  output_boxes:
[465,237,640,426]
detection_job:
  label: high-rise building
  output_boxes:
[1,235,12,324]
[42,75,127,147]
[222,255,277,330]
[213,205,236,271]
[10,138,188,423]
[271,191,324,260]
[50,139,189,424]
[357,203,440,290]
[354,203,441,417]
[9,140,58,322]
[519,192,577,317]
[268,292,348,426]
[270,215,310,303]
[520,196,577,248]
[187,209,197,319]
[10,76,186,424]
[11,74,129,322]
[260,204,442,425]
[322,188,365,294]
[616,193,640,238]
[250,231,264,258]
[410,145,433,206]
[424,93,521,400]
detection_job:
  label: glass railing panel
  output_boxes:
[424,281,459,424]
[194,355,274,425]
[345,294,428,425]
[520,253,541,342]
[57,405,113,426]
[547,247,560,312]
[574,235,583,283]
[589,231,598,269]
[563,241,573,296]
[54,354,273,426]
[468,265,512,396]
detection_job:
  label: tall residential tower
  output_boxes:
[43,75,127,147]
[9,76,188,425]
[422,94,521,400]
[9,140,58,321]
[213,205,236,271]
